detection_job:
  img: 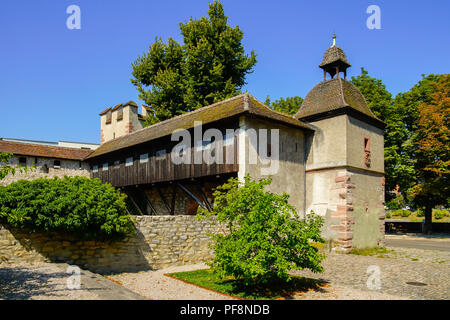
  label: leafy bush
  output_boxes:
[434,209,449,220]
[0,177,134,239]
[385,194,406,210]
[385,212,391,219]
[197,175,325,286]
[416,209,424,217]
[390,209,412,217]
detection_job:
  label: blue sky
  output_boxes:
[0,0,449,144]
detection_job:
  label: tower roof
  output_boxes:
[294,77,384,128]
[319,35,351,78]
[319,45,351,69]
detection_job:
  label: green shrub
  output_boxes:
[197,175,325,286]
[416,209,424,217]
[385,212,391,219]
[0,176,134,239]
[434,209,449,220]
[391,209,412,217]
[385,194,406,210]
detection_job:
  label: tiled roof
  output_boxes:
[0,140,93,160]
[294,78,382,123]
[319,45,351,68]
[86,93,314,160]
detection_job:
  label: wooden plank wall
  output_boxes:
[91,136,239,187]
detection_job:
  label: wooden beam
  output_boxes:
[156,185,172,215]
[138,186,157,215]
[170,184,177,215]
[196,183,213,212]
[176,182,206,210]
[128,193,144,216]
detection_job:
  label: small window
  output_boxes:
[364,137,370,151]
[92,165,99,173]
[18,157,27,167]
[117,107,123,121]
[114,160,121,168]
[155,149,166,159]
[102,163,108,170]
[223,133,234,146]
[125,157,134,167]
[140,153,149,163]
[53,160,61,169]
[106,110,112,124]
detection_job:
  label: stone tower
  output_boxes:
[295,36,386,252]
[99,101,150,144]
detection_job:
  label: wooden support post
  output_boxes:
[170,184,177,215]
[176,182,207,210]
[139,186,157,215]
[197,183,213,212]
[128,193,144,216]
[156,185,172,215]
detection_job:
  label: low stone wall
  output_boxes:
[0,216,221,274]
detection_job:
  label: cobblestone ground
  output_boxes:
[291,247,450,300]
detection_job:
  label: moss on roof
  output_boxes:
[319,45,351,68]
[294,78,381,122]
[86,94,313,160]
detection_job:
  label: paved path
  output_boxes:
[386,238,450,251]
[291,247,450,300]
[0,262,145,300]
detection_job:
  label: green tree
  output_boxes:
[264,96,303,115]
[198,175,325,285]
[132,1,257,126]
[410,75,449,233]
[351,68,415,203]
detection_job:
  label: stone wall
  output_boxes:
[0,215,221,274]
[0,155,90,186]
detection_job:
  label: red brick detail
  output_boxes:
[335,175,351,183]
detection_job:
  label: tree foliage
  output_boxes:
[264,96,303,115]
[0,177,134,239]
[351,68,415,202]
[131,1,257,126]
[410,75,449,229]
[198,175,325,285]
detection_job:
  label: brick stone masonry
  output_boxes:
[0,216,221,274]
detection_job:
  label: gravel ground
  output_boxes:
[109,263,406,300]
[1,246,448,300]
[108,263,234,300]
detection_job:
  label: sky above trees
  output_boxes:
[0,0,449,143]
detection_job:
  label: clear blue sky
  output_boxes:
[0,0,449,144]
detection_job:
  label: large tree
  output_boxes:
[410,75,449,233]
[131,1,257,126]
[264,96,303,116]
[351,68,415,203]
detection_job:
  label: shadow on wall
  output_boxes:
[351,207,383,249]
[0,216,219,274]
[1,225,152,274]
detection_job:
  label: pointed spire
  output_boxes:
[332,33,336,47]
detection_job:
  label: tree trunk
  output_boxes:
[422,205,433,234]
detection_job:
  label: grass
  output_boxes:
[167,268,327,300]
[349,246,392,258]
[387,209,450,223]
